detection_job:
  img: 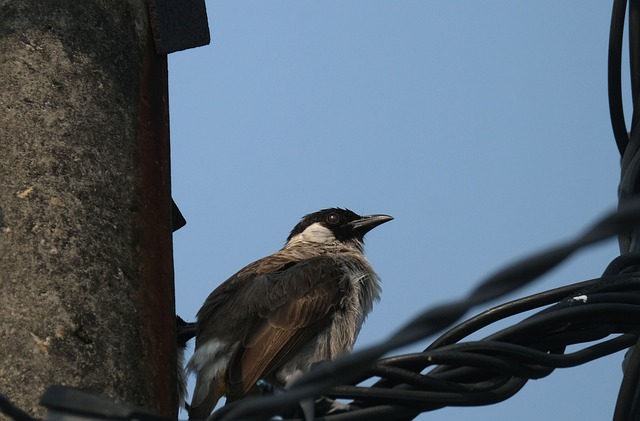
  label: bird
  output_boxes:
[185,208,393,419]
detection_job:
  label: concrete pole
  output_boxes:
[0,0,176,418]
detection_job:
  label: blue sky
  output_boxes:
[169,2,626,419]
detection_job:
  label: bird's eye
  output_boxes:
[326,213,340,225]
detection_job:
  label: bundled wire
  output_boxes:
[325,275,640,420]
[610,0,640,417]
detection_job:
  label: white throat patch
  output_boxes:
[287,222,336,246]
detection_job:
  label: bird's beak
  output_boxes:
[348,214,394,235]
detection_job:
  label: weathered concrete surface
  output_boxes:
[0,0,176,417]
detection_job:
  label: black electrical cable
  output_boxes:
[364,329,634,403]
[602,252,640,275]
[0,393,39,421]
[312,405,419,421]
[421,351,553,379]
[427,279,598,350]
[629,0,640,133]
[609,0,629,155]
[324,294,640,416]
[339,375,528,409]
[366,364,467,391]
[614,337,640,420]
[429,335,635,370]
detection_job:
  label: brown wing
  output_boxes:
[225,256,345,401]
[195,253,301,347]
[189,254,299,418]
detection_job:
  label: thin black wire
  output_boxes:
[614,337,640,420]
[362,305,640,398]
[318,320,637,419]
[609,0,629,154]
[0,394,39,421]
[629,0,640,135]
[426,279,598,350]
[613,0,640,418]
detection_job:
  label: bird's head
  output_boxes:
[285,208,393,249]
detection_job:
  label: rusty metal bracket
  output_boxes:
[147,0,210,55]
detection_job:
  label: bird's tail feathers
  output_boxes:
[188,373,226,420]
